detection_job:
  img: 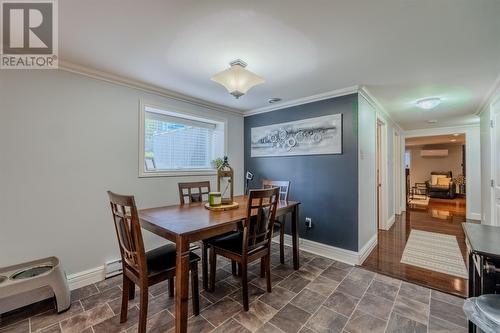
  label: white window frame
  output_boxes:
[139,99,227,177]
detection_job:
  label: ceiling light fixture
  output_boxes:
[416,97,442,110]
[211,59,265,99]
[453,133,460,136]
[427,119,438,124]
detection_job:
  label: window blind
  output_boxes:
[144,110,215,170]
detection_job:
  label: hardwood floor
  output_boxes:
[362,197,471,297]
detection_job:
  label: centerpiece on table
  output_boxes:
[206,156,239,211]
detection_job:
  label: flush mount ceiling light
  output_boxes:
[416,97,442,110]
[211,59,265,99]
[427,119,438,124]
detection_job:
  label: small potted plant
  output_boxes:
[453,174,466,195]
[211,157,224,170]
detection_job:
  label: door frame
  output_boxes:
[376,118,388,230]
[491,96,500,226]
[393,130,402,215]
[402,125,481,220]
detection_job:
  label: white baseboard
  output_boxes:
[468,212,482,221]
[386,215,396,230]
[69,234,381,290]
[358,234,378,264]
[276,234,377,266]
[66,266,106,290]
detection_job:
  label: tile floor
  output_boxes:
[0,245,468,333]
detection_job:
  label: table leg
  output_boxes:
[175,236,190,333]
[292,205,300,270]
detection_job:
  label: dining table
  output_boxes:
[138,195,301,333]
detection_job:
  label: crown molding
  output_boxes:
[359,86,404,132]
[58,61,244,117]
[244,85,359,117]
[475,72,500,116]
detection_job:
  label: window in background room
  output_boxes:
[140,104,225,177]
[405,150,411,169]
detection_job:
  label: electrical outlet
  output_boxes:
[305,217,312,229]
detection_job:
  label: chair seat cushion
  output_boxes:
[207,232,244,254]
[202,231,239,244]
[146,244,200,275]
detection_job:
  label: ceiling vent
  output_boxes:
[420,149,448,157]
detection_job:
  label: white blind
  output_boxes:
[144,110,215,170]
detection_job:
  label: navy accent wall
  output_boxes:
[244,94,359,251]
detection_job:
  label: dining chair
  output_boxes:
[177,181,239,290]
[178,181,211,204]
[207,187,280,311]
[262,179,291,264]
[107,191,200,333]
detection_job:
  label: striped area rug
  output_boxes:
[401,229,468,279]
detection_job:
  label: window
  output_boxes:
[140,103,225,177]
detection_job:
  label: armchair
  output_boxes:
[426,171,456,199]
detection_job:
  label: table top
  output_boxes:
[463,223,500,259]
[139,195,299,239]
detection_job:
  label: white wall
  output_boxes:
[357,92,403,252]
[408,144,464,186]
[0,70,244,275]
[404,125,481,220]
[358,95,377,250]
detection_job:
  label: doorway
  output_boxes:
[376,119,385,230]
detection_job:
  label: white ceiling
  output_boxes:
[60,0,500,130]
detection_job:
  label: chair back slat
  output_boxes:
[107,191,146,275]
[178,181,211,204]
[262,179,290,201]
[243,188,279,253]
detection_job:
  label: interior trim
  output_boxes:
[58,60,244,117]
[475,72,500,116]
[277,234,377,266]
[359,86,404,132]
[245,85,359,117]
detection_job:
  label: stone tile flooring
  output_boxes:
[0,245,468,333]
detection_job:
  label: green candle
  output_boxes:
[208,192,222,207]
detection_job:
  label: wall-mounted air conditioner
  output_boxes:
[420,149,448,157]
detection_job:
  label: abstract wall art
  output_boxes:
[250,114,342,157]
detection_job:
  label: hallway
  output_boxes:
[362,198,469,297]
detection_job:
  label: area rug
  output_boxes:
[401,230,468,279]
[408,195,429,207]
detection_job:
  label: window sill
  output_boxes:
[139,169,217,178]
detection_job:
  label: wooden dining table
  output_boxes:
[138,195,300,333]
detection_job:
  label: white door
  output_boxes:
[493,101,500,226]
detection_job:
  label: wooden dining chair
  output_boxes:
[177,181,239,290]
[207,187,280,311]
[107,191,200,333]
[178,181,211,204]
[262,179,291,264]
